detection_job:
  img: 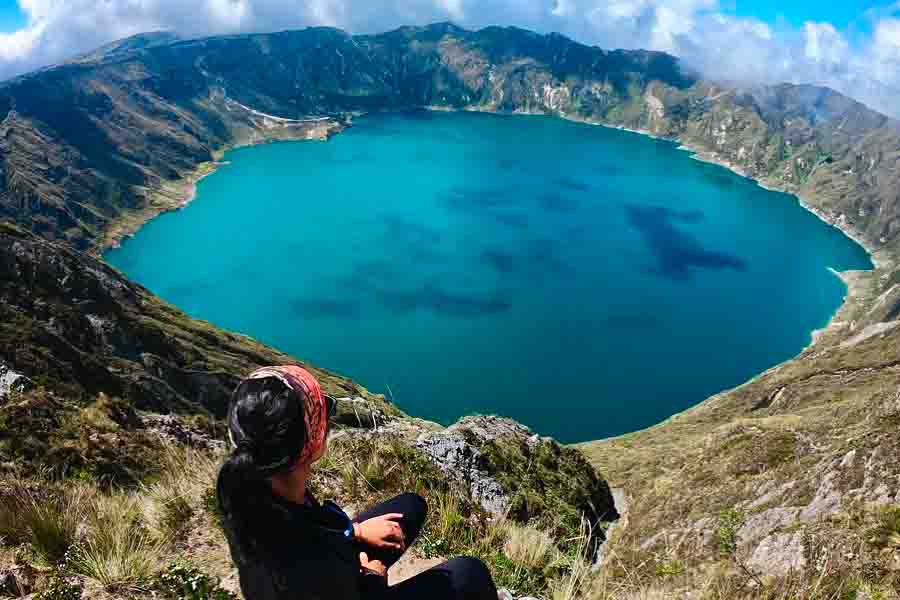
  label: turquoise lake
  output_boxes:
[104,111,873,442]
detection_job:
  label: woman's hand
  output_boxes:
[359,552,387,577]
[354,513,406,551]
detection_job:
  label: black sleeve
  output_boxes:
[279,536,371,600]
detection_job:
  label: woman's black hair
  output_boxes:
[217,376,308,560]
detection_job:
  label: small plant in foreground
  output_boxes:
[65,493,163,590]
[866,505,900,549]
[35,575,83,600]
[156,563,236,600]
[0,485,87,565]
[715,508,744,555]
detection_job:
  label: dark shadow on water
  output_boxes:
[493,213,530,229]
[553,176,591,192]
[595,164,624,177]
[379,215,447,265]
[382,214,442,245]
[626,204,746,282]
[606,314,661,329]
[443,185,521,213]
[481,249,518,274]
[375,283,513,317]
[341,260,399,293]
[538,192,580,213]
[481,238,573,278]
[525,238,573,277]
[291,298,361,319]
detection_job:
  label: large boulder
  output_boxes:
[416,416,618,554]
[0,361,33,401]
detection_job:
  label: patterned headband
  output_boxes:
[229,365,328,474]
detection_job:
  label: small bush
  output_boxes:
[421,489,469,557]
[157,493,195,540]
[715,508,744,555]
[0,485,87,565]
[65,493,163,590]
[156,563,236,600]
[142,445,221,540]
[34,575,83,600]
[547,519,594,600]
[866,505,900,549]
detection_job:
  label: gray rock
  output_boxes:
[0,361,33,401]
[748,533,806,576]
[142,414,226,451]
[0,571,21,597]
[332,396,390,429]
[800,470,843,522]
[416,423,509,515]
[737,507,801,548]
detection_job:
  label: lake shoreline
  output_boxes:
[98,105,884,443]
[92,114,345,257]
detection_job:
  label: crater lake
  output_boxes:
[104,111,873,442]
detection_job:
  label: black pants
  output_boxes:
[353,493,498,600]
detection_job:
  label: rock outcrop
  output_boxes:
[0,360,32,400]
[416,415,617,556]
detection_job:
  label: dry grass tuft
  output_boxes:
[504,523,557,571]
[66,493,164,591]
[0,482,89,564]
[141,445,222,541]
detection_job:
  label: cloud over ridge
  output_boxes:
[1,0,899,118]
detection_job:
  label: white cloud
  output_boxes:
[0,0,898,118]
[804,22,848,67]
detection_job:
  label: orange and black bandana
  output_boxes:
[235,366,328,472]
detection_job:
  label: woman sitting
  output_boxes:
[217,365,499,600]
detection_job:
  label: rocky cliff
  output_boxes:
[1,22,899,599]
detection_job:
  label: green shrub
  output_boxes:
[161,494,195,538]
[715,508,744,555]
[64,493,162,590]
[156,563,236,600]
[866,505,900,549]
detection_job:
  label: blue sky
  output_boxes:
[0,1,896,34]
[730,0,894,28]
[0,1,24,32]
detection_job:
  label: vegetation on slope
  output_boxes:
[582,260,900,597]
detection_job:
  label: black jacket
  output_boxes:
[223,493,387,600]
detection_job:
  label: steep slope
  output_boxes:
[580,267,900,595]
[0,221,392,417]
